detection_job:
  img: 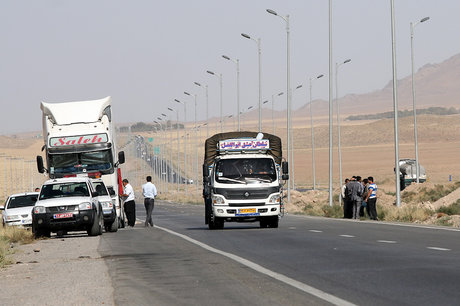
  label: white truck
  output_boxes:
[36,96,126,228]
[399,158,427,190]
[202,132,289,229]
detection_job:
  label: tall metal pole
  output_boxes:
[336,59,351,206]
[410,17,429,184]
[271,94,275,134]
[219,73,223,133]
[391,0,401,207]
[257,38,262,132]
[222,55,241,132]
[328,0,333,206]
[175,99,187,193]
[176,109,180,192]
[309,78,317,190]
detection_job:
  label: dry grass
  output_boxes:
[0,225,35,267]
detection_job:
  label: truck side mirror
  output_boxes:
[282,161,289,180]
[118,151,125,164]
[37,156,45,174]
[203,164,210,182]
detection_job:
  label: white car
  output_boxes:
[1,192,39,227]
[92,179,118,232]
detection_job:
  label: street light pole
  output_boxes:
[309,74,324,190]
[222,55,241,131]
[328,0,334,206]
[185,91,198,191]
[410,16,430,184]
[194,82,209,137]
[175,98,188,193]
[266,8,291,201]
[335,59,351,206]
[168,107,179,192]
[206,70,223,132]
[390,0,401,207]
[241,33,262,133]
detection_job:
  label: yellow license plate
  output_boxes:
[238,208,256,214]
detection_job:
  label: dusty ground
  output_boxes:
[0,233,114,305]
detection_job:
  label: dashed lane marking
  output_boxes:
[427,247,451,251]
[155,225,356,306]
[339,235,355,238]
[309,230,323,233]
[377,240,397,244]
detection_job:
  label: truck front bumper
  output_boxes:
[213,204,280,219]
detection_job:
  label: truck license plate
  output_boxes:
[238,208,256,214]
[53,213,73,219]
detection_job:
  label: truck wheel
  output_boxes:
[108,217,118,232]
[260,219,268,228]
[214,217,224,229]
[88,211,102,236]
[269,216,279,228]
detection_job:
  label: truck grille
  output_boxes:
[214,187,279,200]
[47,205,78,213]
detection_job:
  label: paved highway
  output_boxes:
[99,200,460,305]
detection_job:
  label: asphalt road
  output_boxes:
[99,200,460,305]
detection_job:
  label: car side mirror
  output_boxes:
[92,191,99,197]
[109,189,116,196]
[118,151,125,164]
[37,156,45,174]
[0,206,4,211]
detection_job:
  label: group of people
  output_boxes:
[341,176,378,220]
[121,176,157,227]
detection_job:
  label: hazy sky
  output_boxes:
[1,0,460,134]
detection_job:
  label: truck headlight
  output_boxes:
[101,201,113,209]
[268,194,281,204]
[79,202,92,210]
[212,195,225,205]
[33,206,46,214]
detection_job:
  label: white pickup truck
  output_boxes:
[32,177,104,237]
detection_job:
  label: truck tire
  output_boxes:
[108,217,118,232]
[269,216,279,228]
[88,211,103,236]
[33,224,51,238]
[214,217,224,229]
[260,218,268,228]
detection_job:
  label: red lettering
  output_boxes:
[77,136,83,144]
[84,138,90,144]
[58,138,65,146]
[92,135,98,143]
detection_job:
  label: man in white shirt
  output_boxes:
[142,176,157,227]
[121,179,136,227]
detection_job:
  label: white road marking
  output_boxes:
[427,247,451,251]
[155,225,356,306]
[288,227,297,230]
[340,235,355,238]
[377,240,397,244]
[309,230,323,233]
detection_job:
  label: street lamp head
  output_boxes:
[167,107,173,111]
[194,81,201,87]
[248,106,253,110]
[344,59,351,64]
[296,84,303,90]
[184,91,191,96]
[157,117,162,120]
[317,74,324,79]
[266,9,278,16]
[206,70,215,75]
[263,100,269,104]
[278,92,284,96]
[153,121,158,124]
[161,113,167,117]
[174,99,181,104]
[222,55,230,60]
[420,16,430,23]
[241,33,251,39]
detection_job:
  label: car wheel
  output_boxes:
[87,211,102,236]
[108,217,118,232]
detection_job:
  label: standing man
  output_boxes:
[142,176,157,227]
[341,178,350,218]
[365,176,378,220]
[121,179,136,227]
[346,176,363,220]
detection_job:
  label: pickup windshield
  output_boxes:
[40,182,90,200]
[48,149,113,175]
[215,158,276,184]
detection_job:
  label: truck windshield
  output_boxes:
[40,182,90,199]
[215,158,276,183]
[48,149,113,175]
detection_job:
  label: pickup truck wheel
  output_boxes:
[88,211,102,236]
[108,217,118,232]
[97,210,104,235]
[260,219,268,228]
